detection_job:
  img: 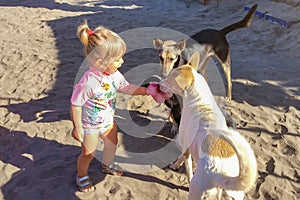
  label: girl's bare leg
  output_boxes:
[100,122,118,166]
[76,133,99,192]
[77,133,99,177]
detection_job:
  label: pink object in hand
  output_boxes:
[147,82,172,103]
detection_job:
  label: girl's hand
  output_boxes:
[72,127,84,143]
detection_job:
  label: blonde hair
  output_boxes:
[77,20,126,69]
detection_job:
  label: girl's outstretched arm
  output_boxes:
[119,84,148,95]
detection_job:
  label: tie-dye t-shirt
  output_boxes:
[70,67,129,133]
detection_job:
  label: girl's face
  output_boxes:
[104,56,124,74]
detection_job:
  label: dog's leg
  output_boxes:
[169,149,189,171]
[164,95,181,134]
[184,153,193,182]
[217,188,223,200]
[189,164,217,200]
[225,190,245,200]
[201,0,208,5]
[220,54,232,101]
[169,113,179,135]
[198,56,211,82]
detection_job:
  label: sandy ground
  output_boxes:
[0,0,299,199]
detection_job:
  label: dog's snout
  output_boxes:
[159,81,170,93]
[160,64,171,78]
[161,69,169,78]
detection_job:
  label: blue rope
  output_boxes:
[244,6,289,28]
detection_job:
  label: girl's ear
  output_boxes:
[96,58,104,66]
[188,51,200,70]
[98,58,103,63]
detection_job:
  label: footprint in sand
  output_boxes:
[252,171,268,199]
[274,123,288,135]
[236,120,248,128]
[108,183,121,194]
[272,123,288,139]
[252,158,276,199]
[266,158,275,174]
[281,142,297,156]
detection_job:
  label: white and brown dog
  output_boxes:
[154,4,258,101]
[159,52,257,199]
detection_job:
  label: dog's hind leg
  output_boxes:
[213,41,232,100]
[219,54,232,101]
[189,166,217,200]
[225,190,245,200]
[198,56,211,82]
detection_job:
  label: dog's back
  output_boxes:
[187,4,258,64]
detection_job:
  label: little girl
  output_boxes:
[70,21,152,193]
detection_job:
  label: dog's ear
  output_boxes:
[176,39,186,52]
[153,38,164,50]
[188,51,200,69]
[175,68,194,90]
[175,75,189,90]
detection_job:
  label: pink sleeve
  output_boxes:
[70,76,94,106]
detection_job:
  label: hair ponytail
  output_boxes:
[77,20,90,47]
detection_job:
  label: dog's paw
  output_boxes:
[171,125,178,135]
[168,161,181,171]
[225,96,232,101]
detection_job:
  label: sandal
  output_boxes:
[102,163,123,176]
[76,175,95,193]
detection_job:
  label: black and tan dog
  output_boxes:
[154,4,258,101]
[159,52,257,199]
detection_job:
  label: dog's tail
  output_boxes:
[220,4,258,36]
[208,128,257,192]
